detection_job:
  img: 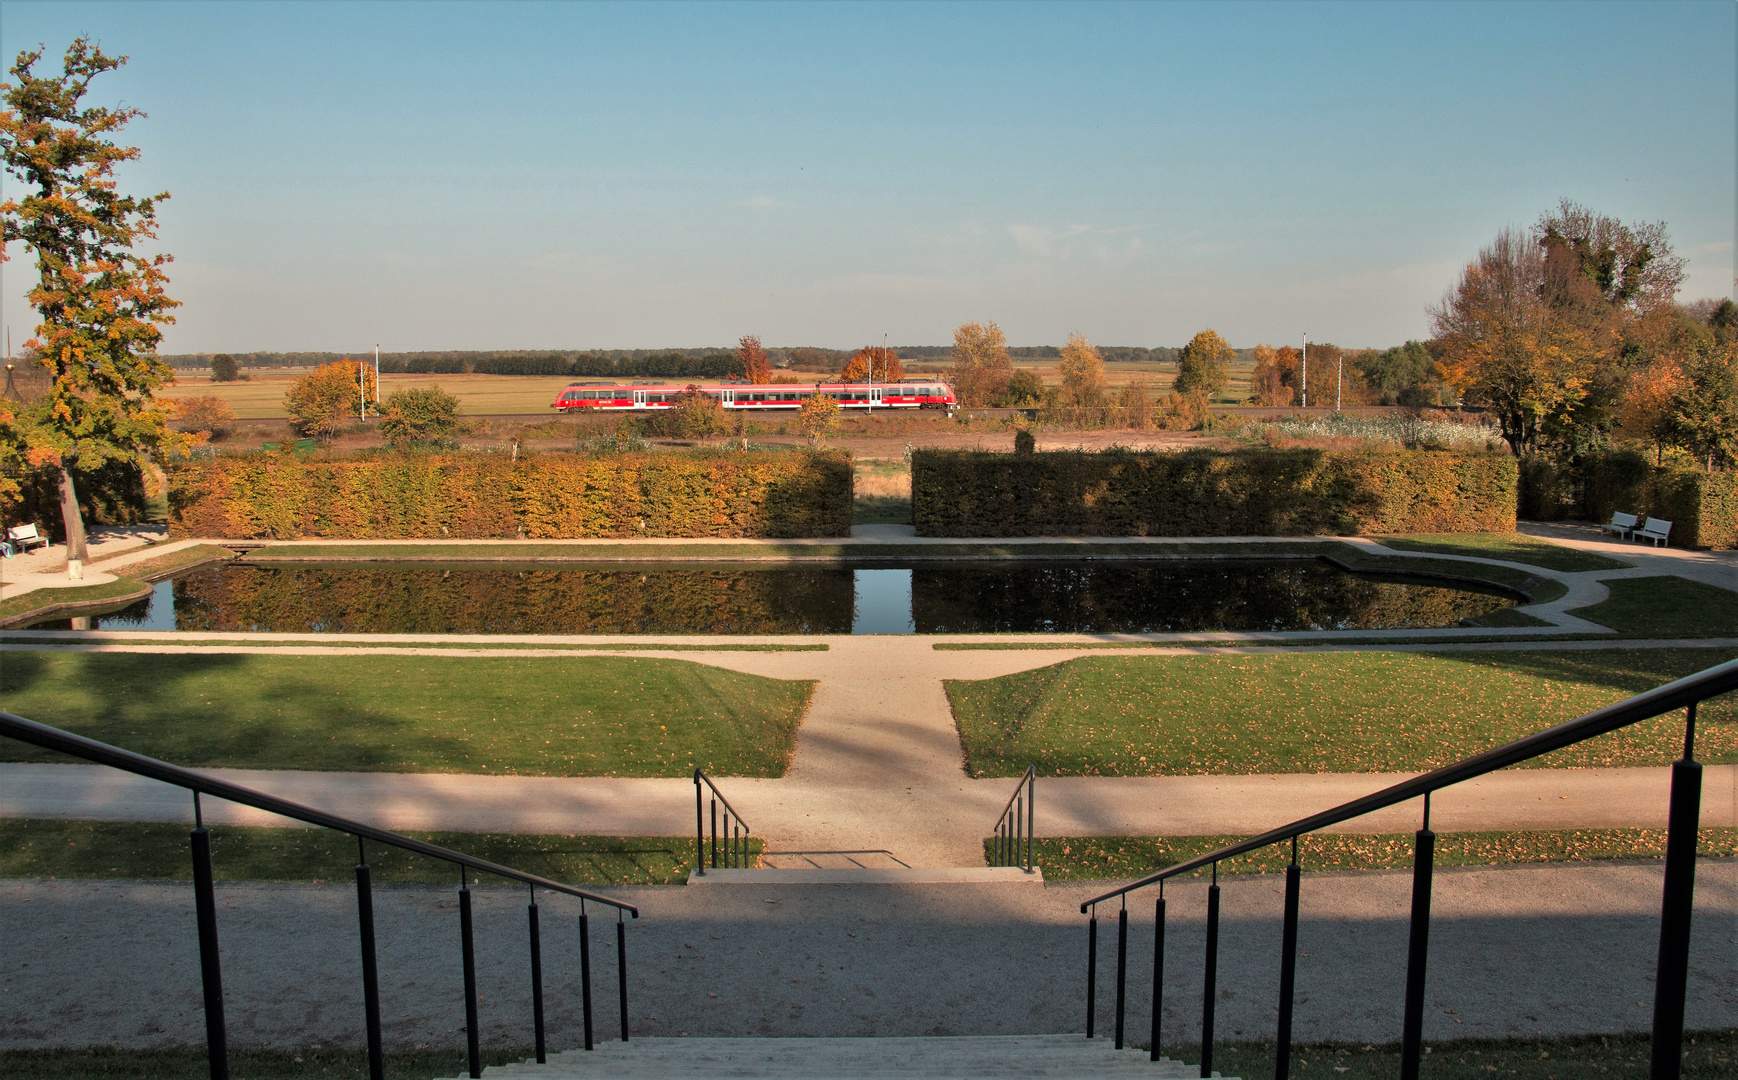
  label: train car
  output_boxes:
[552,379,957,412]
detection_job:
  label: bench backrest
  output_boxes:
[1639,518,1673,535]
[1611,512,1640,528]
[6,524,40,542]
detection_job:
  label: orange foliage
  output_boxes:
[841,346,903,382]
[737,335,772,385]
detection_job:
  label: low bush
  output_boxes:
[168,450,853,539]
[911,447,1515,537]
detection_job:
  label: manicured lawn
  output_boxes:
[0,653,813,777]
[1570,576,1738,638]
[0,819,729,886]
[1375,532,1632,572]
[1016,827,1738,881]
[1163,1032,1736,1080]
[0,1046,534,1080]
[946,649,1738,777]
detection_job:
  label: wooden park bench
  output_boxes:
[1635,517,1672,547]
[1601,511,1640,540]
[4,523,49,555]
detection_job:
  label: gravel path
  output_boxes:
[4,862,1732,1051]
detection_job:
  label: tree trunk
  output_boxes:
[58,465,89,563]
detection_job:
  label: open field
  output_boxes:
[1014,827,1738,881]
[0,653,813,777]
[946,648,1738,778]
[0,819,729,886]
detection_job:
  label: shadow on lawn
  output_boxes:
[0,651,469,772]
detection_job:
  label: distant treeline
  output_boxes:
[162,350,744,378]
[161,344,1196,374]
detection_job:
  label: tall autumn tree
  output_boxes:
[736,335,772,385]
[1056,332,1105,408]
[840,346,902,382]
[1173,329,1235,398]
[1,40,185,561]
[950,321,1013,406]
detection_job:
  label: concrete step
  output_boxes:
[444,1035,1236,1078]
[687,868,1045,885]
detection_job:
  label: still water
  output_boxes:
[31,560,1517,635]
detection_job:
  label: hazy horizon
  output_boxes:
[2,1,1732,355]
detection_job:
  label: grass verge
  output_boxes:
[0,653,813,777]
[1156,1032,1736,1080]
[1374,532,1633,572]
[1570,576,1738,638]
[0,1046,535,1080]
[0,819,734,886]
[1013,827,1738,881]
[0,637,826,652]
[945,648,1738,777]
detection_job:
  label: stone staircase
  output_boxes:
[445,1035,1235,1078]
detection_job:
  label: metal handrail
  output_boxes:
[989,764,1036,872]
[694,767,754,874]
[1,708,639,1080]
[1072,655,1738,1080]
[0,710,636,913]
[1080,655,1738,910]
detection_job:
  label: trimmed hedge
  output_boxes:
[169,451,853,539]
[1584,451,1737,548]
[911,448,1516,537]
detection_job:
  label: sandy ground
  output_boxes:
[3,862,1732,1050]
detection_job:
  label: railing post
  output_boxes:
[460,880,481,1079]
[694,771,705,877]
[1149,892,1165,1062]
[1274,846,1301,1080]
[528,887,546,1064]
[1085,908,1098,1038]
[1200,866,1220,1079]
[1650,703,1703,1080]
[1014,765,1028,876]
[616,914,631,1042]
[1114,905,1129,1049]
[712,801,719,869]
[578,908,595,1051]
[354,842,384,1080]
[1400,800,1436,1080]
[189,800,230,1080]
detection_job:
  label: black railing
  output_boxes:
[0,710,639,1080]
[693,767,754,874]
[989,764,1036,872]
[1076,656,1738,1080]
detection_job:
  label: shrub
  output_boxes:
[911,447,1516,537]
[644,389,730,442]
[380,387,462,448]
[285,361,375,441]
[1517,453,1577,520]
[6,459,149,537]
[168,451,853,539]
[176,396,238,440]
[1583,450,1737,548]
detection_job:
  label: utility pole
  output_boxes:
[1301,334,1308,409]
[1336,355,1343,412]
[374,344,381,404]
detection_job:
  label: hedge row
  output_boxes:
[1582,451,1737,549]
[911,448,1516,537]
[169,451,853,539]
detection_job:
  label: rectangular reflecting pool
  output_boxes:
[29,560,1521,635]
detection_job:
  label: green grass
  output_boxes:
[0,819,731,885]
[1158,1032,1736,1080]
[0,1045,532,1079]
[0,653,814,777]
[945,648,1738,777]
[1570,576,1738,638]
[853,494,912,524]
[1014,827,1738,881]
[1462,607,1555,628]
[0,637,826,652]
[1375,532,1633,572]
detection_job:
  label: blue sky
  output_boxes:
[1,1,1732,353]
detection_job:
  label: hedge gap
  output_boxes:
[911,448,1516,537]
[169,451,853,539]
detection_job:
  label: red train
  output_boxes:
[552,379,957,412]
